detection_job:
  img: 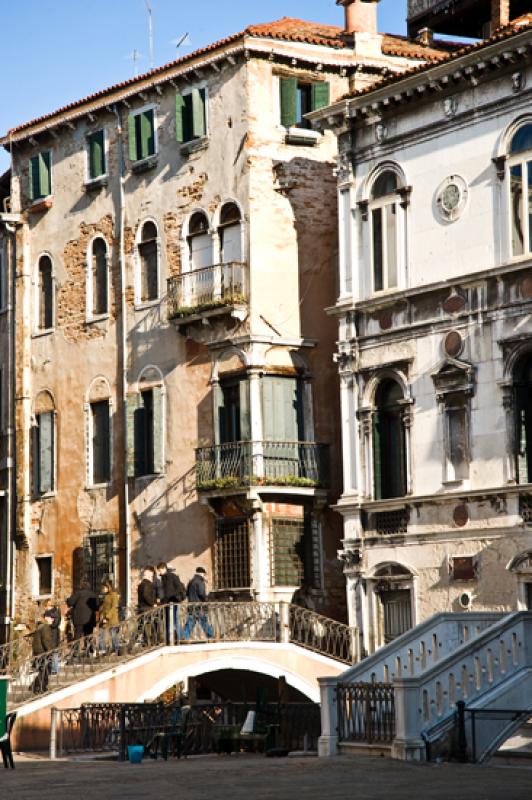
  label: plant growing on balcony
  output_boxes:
[172,293,247,319]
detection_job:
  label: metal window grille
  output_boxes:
[270,518,307,587]
[370,509,408,536]
[83,532,116,592]
[520,495,532,524]
[213,518,251,591]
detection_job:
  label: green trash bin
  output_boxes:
[0,675,8,737]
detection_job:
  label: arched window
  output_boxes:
[218,203,242,263]
[33,390,55,495]
[373,379,407,499]
[138,221,159,302]
[38,255,54,330]
[514,354,532,484]
[90,237,108,317]
[369,170,400,293]
[187,211,212,271]
[508,123,532,258]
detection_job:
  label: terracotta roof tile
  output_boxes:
[344,13,532,101]
[3,17,455,140]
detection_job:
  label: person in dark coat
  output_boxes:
[32,612,54,693]
[44,599,62,648]
[137,568,156,612]
[157,562,186,644]
[66,580,99,640]
[183,567,213,640]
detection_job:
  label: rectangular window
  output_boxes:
[279,78,330,129]
[270,515,318,588]
[29,151,51,201]
[128,108,156,162]
[511,164,524,257]
[91,400,111,485]
[33,411,54,495]
[126,387,164,477]
[214,517,251,591]
[38,257,54,330]
[450,556,476,581]
[176,88,207,144]
[87,129,106,180]
[36,555,53,596]
[444,393,469,482]
[83,532,115,592]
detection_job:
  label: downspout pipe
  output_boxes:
[112,104,131,608]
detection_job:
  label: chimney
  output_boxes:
[490,0,510,34]
[337,0,380,35]
[416,27,434,46]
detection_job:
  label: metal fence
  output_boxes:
[196,441,330,490]
[1,602,358,709]
[167,261,248,319]
[337,682,395,745]
[54,700,321,758]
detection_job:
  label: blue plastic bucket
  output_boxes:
[128,745,144,764]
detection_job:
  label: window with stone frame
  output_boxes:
[176,87,207,144]
[89,237,109,317]
[138,221,159,303]
[128,107,156,162]
[373,379,407,500]
[369,171,401,293]
[218,203,242,264]
[126,384,164,478]
[90,399,111,485]
[432,359,474,484]
[87,129,106,181]
[35,555,53,597]
[187,211,212,271]
[37,254,54,330]
[33,404,55,496]
[514,353,532,484]
[270,514,320,589]
[279,77,330,129]
[508,122,532,258]
[29,150,51,202]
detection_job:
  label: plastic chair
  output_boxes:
[0,712,17,769]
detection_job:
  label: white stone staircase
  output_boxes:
[319,611,532,761]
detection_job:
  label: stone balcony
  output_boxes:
[167,261,249,332]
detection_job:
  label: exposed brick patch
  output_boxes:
[60,216,117,343]
[164,212,182,277]
[177,173,208,207]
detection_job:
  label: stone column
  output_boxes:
[391,678,425,761]
[318,676,339,757]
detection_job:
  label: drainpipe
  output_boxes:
[112,104,131,608]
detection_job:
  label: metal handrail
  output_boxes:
[167,260,248,318]
[1,602,359,709]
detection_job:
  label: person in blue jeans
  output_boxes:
[183,567,214,640]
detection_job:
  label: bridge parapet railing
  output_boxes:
[1,602,355,709]
[337,682,395,745]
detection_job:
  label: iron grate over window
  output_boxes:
[214,517,251,591]
[270,517,307,587]
[369,509,409,536]
[520,495,532,525]
[83,531,116,592]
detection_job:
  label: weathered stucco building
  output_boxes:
[311,4,532,653]
[0,2,453,640]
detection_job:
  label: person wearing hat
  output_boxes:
[183,567,214,640]
[31,611,54,693]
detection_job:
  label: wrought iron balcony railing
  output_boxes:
[167,261,249,319]
[195,440,329,491]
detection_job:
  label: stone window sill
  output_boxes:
[131,154,158,174]
[134,298,160,311]
[28,198,53,214]
[180,137,209,156]
[84,176,108,192]
[32,327,54,339]
[285,127,320,146]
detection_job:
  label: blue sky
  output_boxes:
[0,0,406,173]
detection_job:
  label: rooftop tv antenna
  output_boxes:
[171,32,190,55]
[126,48,143,77]
[144,0,154,68]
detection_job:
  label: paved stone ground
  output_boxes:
[2,754,532,800]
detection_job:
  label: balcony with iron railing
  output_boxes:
[195,440,330,493]
[167,261,249,323]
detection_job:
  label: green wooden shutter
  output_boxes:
[29,156,35,201]
[39,152,51,197]
[262,377,275,441]
[311,81,330,111]
[89,131,105,178]
[191,89,206,139]
[176,94,185,143]
[126,394,140,477]
[152,386,164,474]
[128,114,138,162]
[239,379,251,441]
[280,77,297,128]
[140,109,155,158]
[39,411,54,494]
